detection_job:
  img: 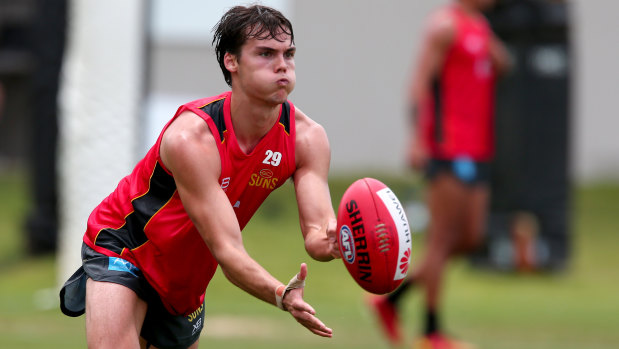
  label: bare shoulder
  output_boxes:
[428,6,456,28]
[295,107,329,149]
[425,6,456,42]
[295,107,327,139]
[162,111,213,144]
[294,107,330,168]
[160,110,219,174]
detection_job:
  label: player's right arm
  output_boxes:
[159,111,332,337]
[407,11,455,170]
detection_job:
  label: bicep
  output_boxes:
[160,113,243,256]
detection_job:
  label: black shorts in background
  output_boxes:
[425,157,491,186]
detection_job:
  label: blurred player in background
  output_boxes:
[369,0,511,348]
[60,5,340,348]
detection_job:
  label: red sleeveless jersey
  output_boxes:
[419,5,496,161]
[83,91,296,315]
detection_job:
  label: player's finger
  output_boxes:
[327,219,337,238]
[293,309,332,337]
[330,240,341,259]
[327,223,341,259]
[297,262,307,281]
[309,326,333,338]
[305,317,332,337]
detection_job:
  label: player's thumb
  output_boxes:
[298,262,307,281]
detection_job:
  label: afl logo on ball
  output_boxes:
[339,225,356,264]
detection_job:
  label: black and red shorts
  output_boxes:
[59,243,205,349]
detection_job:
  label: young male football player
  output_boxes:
[60,5,340,348]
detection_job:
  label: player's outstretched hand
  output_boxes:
[283,263,333,338]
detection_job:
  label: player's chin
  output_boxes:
[268,90,291,104]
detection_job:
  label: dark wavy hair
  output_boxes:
[212,5,295,86]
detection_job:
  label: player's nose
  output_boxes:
[274,53,288,72]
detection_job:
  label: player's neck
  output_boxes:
[229,91,281,154]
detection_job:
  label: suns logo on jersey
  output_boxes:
[248,168,279,190]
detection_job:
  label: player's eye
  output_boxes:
[259,51,272,57]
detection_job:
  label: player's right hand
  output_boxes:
[282,263,333,338]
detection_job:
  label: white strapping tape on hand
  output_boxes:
[275,273,306,310]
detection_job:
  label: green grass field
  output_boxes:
[1,171,618,349]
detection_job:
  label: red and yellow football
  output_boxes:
[336,178,412,294]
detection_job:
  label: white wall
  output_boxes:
[571,0,619,181]
[150,0,292,45]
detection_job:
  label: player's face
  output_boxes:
[233,32,296,105]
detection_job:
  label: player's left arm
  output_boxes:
[293,109,340,262]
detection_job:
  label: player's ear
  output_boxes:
[224,52,238,73]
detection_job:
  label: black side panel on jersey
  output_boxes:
[94,162,177,254]
[279,101,292,135]
[199,98,226,141]
[432,78,444,143]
